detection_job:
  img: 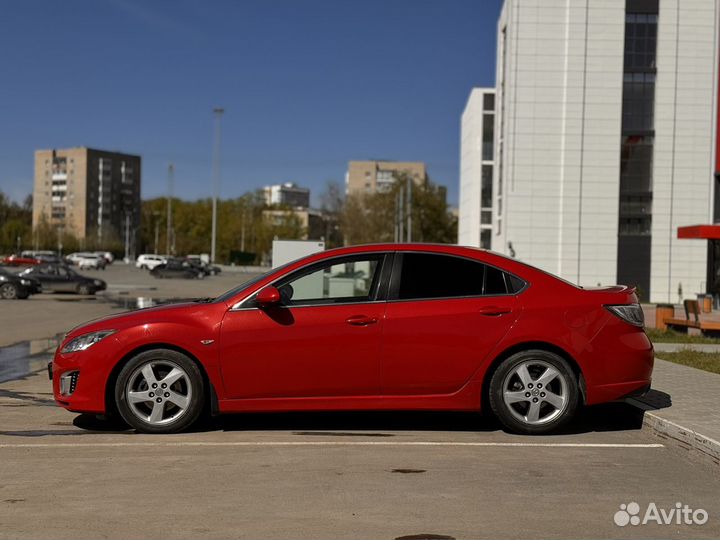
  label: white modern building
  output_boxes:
[459,88,495,249]
[263,182,311,208]
[460,0,719,302]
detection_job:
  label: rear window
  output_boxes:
[397,253,525,300]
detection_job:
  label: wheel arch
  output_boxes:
[481,341,586,413]
[104,342,218,418]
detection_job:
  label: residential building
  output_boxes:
[346,160,427,195]
[460,0,719,302]
[459,88,495,248]
[33,147,141,245]
[262,208,326,240]
[263,182,310,208]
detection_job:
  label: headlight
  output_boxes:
[61,330,116,353]
[605,304,644,327]
[93,280,103,286]
[20,279,31,286]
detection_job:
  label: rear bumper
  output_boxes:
[582,319,654,405]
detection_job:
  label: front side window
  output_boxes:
[276,255,383,306]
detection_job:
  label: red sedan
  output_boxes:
[51,244,653,434]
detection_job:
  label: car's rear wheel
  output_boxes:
[115,349,204,434]
[489,350,579,435]
[0,283,19,300]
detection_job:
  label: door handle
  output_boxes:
[345,315,378,326]
[478,306,513,316]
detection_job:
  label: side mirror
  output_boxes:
[256,285,281,307]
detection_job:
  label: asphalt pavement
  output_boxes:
[0,263,718,539]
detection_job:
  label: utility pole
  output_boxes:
[406,175,412,242]
[240,208,246,252]
[124,213,130,261]
[166,163,174,256]
[398,185,404,242]
[211,107,224,264]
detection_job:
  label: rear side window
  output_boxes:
[397,253,525,300]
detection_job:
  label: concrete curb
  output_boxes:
[627,398,720,466]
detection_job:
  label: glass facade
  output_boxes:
[616,0,658,301]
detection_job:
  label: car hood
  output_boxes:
[64,300,218,339]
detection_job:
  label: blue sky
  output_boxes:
[0,0,502,206]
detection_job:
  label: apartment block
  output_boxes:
[346,160,427,195]
[33,147,141,244]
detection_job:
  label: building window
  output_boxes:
[620,135,653,193]
[482,113,494,161]
[480,229,491,249]
[481,165,493,208]
[624,13,657,70]
[483,93,495,112]
[481,211,492,225]
[622,73,655,132]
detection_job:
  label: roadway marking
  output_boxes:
[0,441,664,449]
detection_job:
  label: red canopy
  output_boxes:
[677,225,720,240]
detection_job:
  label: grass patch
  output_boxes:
[656,349,720,375]
[644,327,720,344]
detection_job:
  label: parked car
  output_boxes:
[21,264,107,295]
[136,254,167,270]
[50,244,653,435]
[77,254,106,270]
[0,267,41,299]
[150,259,204,279]
[185,257,221,277]
[66,252,106,269]
[94,251,114,264]
[1,254,40,266]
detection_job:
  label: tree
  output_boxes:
[339,173,457,246]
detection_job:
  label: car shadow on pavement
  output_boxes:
[58,399,664,437]
[202,401,650,436]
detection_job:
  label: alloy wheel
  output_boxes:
[125,360,193,426]
[501,359,569,425]
[1,284,18,299]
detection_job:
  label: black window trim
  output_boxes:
[234,252,394,310]
[387,251,528,303]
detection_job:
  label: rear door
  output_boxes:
[380,252,522,396]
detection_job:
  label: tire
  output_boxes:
[0,283,19,300]
[115,349,205,434]
[488,350,579,435]
[77,284,92,295]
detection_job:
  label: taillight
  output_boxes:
[605,303,644,327]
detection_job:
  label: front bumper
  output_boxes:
[51,346,112,414]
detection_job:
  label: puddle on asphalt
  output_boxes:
[0,295,208,383]
[0,336,61,384]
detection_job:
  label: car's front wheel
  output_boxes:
[489,350,579,435]
[115,349,205,434]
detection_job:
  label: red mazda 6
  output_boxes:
[51,244,653,434]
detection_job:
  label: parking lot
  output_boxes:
[1,264,719,539]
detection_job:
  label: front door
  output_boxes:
[219,253,389,399]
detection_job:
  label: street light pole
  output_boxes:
[211,107,224,264]
[166,163,174,256]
